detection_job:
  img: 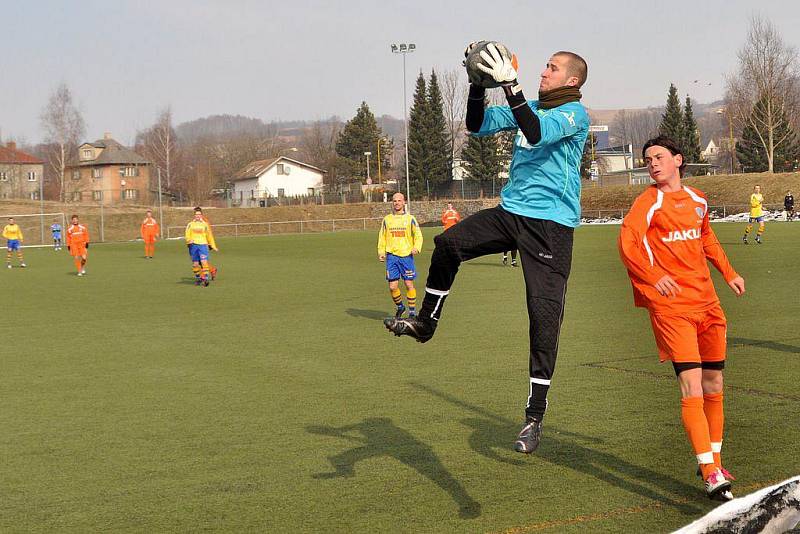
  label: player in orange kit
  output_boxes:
[140,209,160,258]
[618,136,745,501]
[66,214,90,276]
[441,203,461,231]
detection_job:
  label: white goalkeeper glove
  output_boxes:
[477,43,517,85]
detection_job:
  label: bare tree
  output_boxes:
[440,69,468,170]
[40,83,85,201]
[139,107,179,189]
[726,15,800,173]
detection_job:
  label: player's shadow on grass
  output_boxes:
[345,308,388,321]
[306,417,481,519]
[411,383,702,515]
[729,337,800,354]
[176,277,200,285]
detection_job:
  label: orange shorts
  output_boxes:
[648,304,727,363]
[71,244,87,257]
[143,235,157,244]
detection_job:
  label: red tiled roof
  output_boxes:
[0,143,44,164]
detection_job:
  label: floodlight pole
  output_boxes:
[157,167,164,239]
[391,42,416,213]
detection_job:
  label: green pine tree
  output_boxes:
[659,84,684,144]
[425,70,452,197]
[407,72,429,197]
[460,97,504,194]
[335,102,385,182]
[682,96,702,163]
[736,95,800,173]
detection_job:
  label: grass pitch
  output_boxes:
[2,222,799,532]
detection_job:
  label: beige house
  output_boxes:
[65,133,152,205]
[0,142,45,200]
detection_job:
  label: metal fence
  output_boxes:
[166,217,385,239]
[580,204,788,222]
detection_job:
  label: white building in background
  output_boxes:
[231,156,326,207]
[701,139,720,160]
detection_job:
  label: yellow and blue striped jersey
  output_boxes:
[2,224,23,241]
[377,213,423,257]
[185,220,217,249]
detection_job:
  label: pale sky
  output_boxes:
[3,0,800,145]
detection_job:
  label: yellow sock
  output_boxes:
[390,287,403,306]
[407,288,417,310]
[192,265,201,278]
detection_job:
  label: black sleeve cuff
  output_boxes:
[503,85,541,146]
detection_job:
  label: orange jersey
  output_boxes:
[618,185,738,313]
[441,209,461,230]
[66,223,90,248]
[141,216,159,238]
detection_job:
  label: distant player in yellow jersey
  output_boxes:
[2,217,26,268]
[377,193,423,318]
[742,185,765,244]
[185,210,218,287]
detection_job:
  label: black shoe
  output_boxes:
[511,260,518,267]
[755,235,762,244]
[514,417,543,454]
[502,256,508,265]
[395,304,406,318]
[742,236,748,245]
[383,316,435,343]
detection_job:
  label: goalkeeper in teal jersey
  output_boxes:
[385,45,589,454]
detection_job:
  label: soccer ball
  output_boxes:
[464,40,516,89]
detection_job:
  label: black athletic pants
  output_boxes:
[418,206,574,421]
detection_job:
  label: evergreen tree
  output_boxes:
[659,84,684,144]
[407,72,429,197]
[335,101,384,181]
[736,95,800,173]
[682,96,702,163]
[425,70,452,197]
[461,97,505,193]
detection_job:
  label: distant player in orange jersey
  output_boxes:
[618,136,745,501]
[66,214,90,276]
[140,209,160,258]
[441,202,461,231]
[194,207,218,280]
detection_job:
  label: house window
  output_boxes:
[277,188,285,197]
[27,171,36,181]
[82,149,93,159]
[72,191,82,202]
[30,191,40,200]
[120,166,138,177]
[277,164,285,175]
[72,170,80,180]
[123,189,138,200]
[92,190,103,201]
[307,188,315,195]
[92,168,102,179]
[0,172,7,181]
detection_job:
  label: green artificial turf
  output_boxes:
[2,222,798,532]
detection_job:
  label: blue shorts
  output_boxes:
[7,240,20,251]
[749,216,765,223]
[189,244,209,263]
[386,253,416,281]
[52,233,61,240]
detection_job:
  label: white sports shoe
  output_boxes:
[6,264,11,269]
[77,272,83,277]
[81,269,86,275]
[705,468,732,500]
[20,263,26,268]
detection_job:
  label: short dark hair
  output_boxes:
[642,136,686,176]
[555,51,588,88]
[71,214,78,220]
